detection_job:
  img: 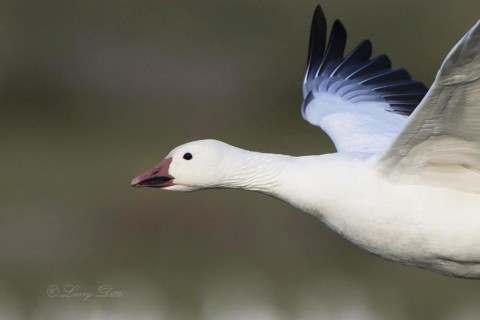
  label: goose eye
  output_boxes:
[183,153,193,160]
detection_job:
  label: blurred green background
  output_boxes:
[1,0,480,319]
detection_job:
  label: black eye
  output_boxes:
[183,152,193,160]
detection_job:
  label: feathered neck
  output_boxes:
[216,147,291,195]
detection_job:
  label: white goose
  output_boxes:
[132,6,480,279]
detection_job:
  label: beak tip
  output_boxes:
[132,158,173,189]
[131,176,141,187]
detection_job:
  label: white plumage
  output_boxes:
[380,20,480,194]
[132,7,480,279]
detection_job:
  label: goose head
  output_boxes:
[131,139,234,192]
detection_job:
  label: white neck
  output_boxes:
[217,148,291,195]
[215,147,344,211]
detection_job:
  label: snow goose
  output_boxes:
[132,6,480,279]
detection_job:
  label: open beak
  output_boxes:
[131,158,174,188]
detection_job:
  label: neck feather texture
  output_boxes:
[217,149,291,194]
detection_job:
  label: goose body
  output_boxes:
[132,7,480,278]
[279,153,480,278]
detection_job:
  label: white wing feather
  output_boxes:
[379,20,480,194]
[304,93,408,154]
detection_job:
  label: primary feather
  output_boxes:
[302,5,428,154]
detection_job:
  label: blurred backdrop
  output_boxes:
[1,0,480,319]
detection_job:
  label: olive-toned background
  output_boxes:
[1,1,480,319]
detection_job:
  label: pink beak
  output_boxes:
[131,158,174,188]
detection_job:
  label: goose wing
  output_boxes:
[379,20,480,194]
[302,6,428,154]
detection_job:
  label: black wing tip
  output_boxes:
[305,5,328,84]
[316,18,347,77]
[311,5,327,34]
[363,39,372,46]
[302,5,428,116]
[331,19,346,32]
[356,39,373,52]
[329,19,348,47]
[313,5,325,19]
[381,80,428,116]
[304,8,349,84]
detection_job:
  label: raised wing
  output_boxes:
[302,6,428,154]
[379,20,480,194]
